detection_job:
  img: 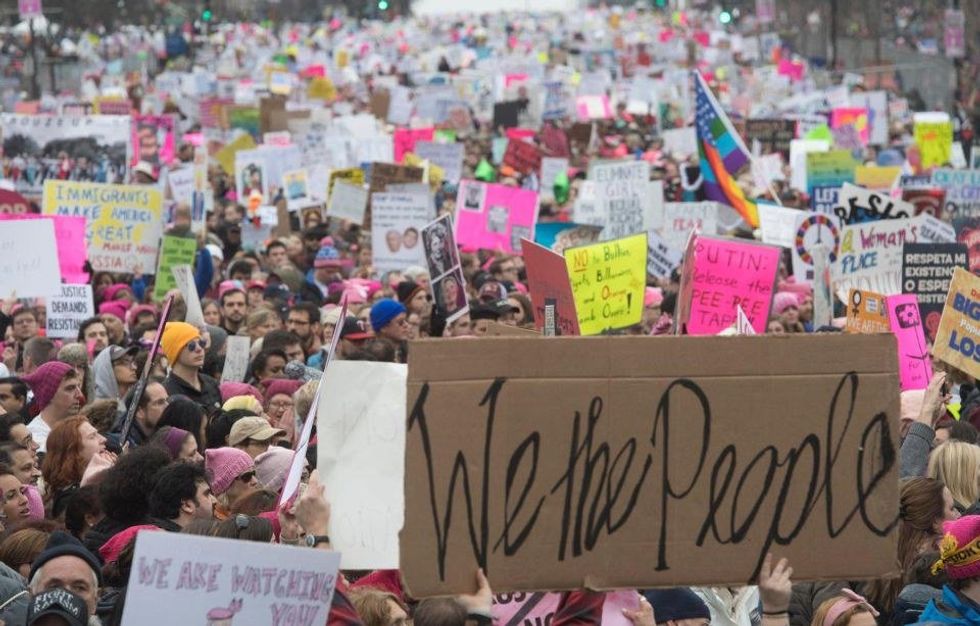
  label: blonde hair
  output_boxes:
[928,441,980,510]
[812,595,875,626]
[348,588,406,626]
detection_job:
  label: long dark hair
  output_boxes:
[156,396,206,451]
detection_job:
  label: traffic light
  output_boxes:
[378,0,389,9]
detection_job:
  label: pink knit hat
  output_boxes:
[772,291,800,315]
[204,447,254,496]
[219,382,264,404]
[254,447,294,493]
[98,300,128,322]
[21,361,75,416]
[936,516,980,579]
[102,283,132,302]
[645,287,664,308]
[99,525,160,564]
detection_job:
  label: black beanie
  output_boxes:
[29,531,103,586]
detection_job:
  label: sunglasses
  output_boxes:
[237,470,256,483]
[185,339,207,352]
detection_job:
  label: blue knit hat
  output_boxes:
[314,245,341,269]
[370,299,407,332]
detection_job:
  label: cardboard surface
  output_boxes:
[845,289,891,334]
[402,335,900,596]
[522,239,580,336]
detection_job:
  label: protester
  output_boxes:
[204,447,258,520]
[160,322,221,415]
[22,362,85,453]
[147,463,215,531]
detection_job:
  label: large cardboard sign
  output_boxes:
[319,361,407,569]
[686,236,781,335]
[43,180,163,274]
[402,335,900,596]
[563,233,646,335]
[0,114,131,195]
[122,532,341,625]
[934,268,980,380]
[522,240,580,336]
[902,243,969,341]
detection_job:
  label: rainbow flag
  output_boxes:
[694,71,760,228]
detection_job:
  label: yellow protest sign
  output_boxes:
[934,267,980,380]
[855,166,901,190]
[914,117,953,169]
[214,134,257,176]
[327,168,365,202]
[308,77,337,101]
[563,233,647,335]
[403,153,445,187]
[43,180,163,273]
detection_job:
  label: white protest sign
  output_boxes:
[660,201,719,249]
[662,127,698,157]
[792,213,842,284]
[283,169,313,212]
[122,532,341,626]
[172,265,204,327]
[848,90,889,146]
[735,305,757,335]
[167,168,195,206]
[588,161,658,241]
[758,204,804,248]
[647,230,683,278]
[318,361,407,569]
[836,183,915,223]
[327,181,368,225]
[833,217,921,301]
[45,285,94,339]
[414,141,464,183]
[916,213,956,243]
[790,139,830,192]
[371,193,431,273]
[221,336,251,383]
[0,220,60,297]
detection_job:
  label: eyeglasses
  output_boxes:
[185,339,207,352]
[237,470,256,483]
[269,400,294,410]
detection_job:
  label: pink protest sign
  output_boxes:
[454,180,539,254]
[687,236,781,335]
[831,108,870,146]
[0,213,87,284]
[886,294,932,390]
[394,127,435,163]
[575,95,613,121]
[493,593,561,626]
[777,58,805,82]
[132,115,177,167]
[522,239,580,336]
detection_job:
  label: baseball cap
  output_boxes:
[28,588,87,626]
[339,316,372,341]
[228,416,286,447]
[108,345,138,363]
[470,300,518,321]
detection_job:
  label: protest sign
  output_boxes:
[153,236,197,301]
[834,183,914,225]
[935,268,980,379]
[661,127,698,158]
[885,294,932,391]
[0,219,60,297]
[902,243,968,341]
[914,113,953,169]
[282,169,312,211]
[855,166,901,191]
[584,162,658,241]
[122,532,341,625]
[931,169,980,218]
[171,265,204,327]
[44,180,163,274]
[806,150,856,195]
[833,217,923,300]
[903,188,946,218]
[220,336,251,384]
[214,134,257,175]
[414,142,464,183]
[131,114,176,167]
[422,215,469,323]
[327,181,368,225]
[686,236,780,335]
[368,163,424,198]
[792,213,841,284]
[318,361,407,569]
[758,204,805,248]
[455,181,538,254]
[503,139,542,176]
[845,289,891,334]
[522,240,580,336]
[166,167,194,206]
[790,139,829,192]
[534,222,603,254]
[744,119,795,157]
[812,245,834,329]
[575,94,613,120]
[954,216,980,272]
[848,91,889,146]
[371,193,431,273]
[394,128,435,163]
[402,334,900,595]
[563,233,646,335]
[646,231,683,279]
[811,186,840,215]
[660,202,719,250]
[0,213,88,284]
[45,285,94,339]
[493,593,562,626]
[830,107,870,146]
[0,114,131,195]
